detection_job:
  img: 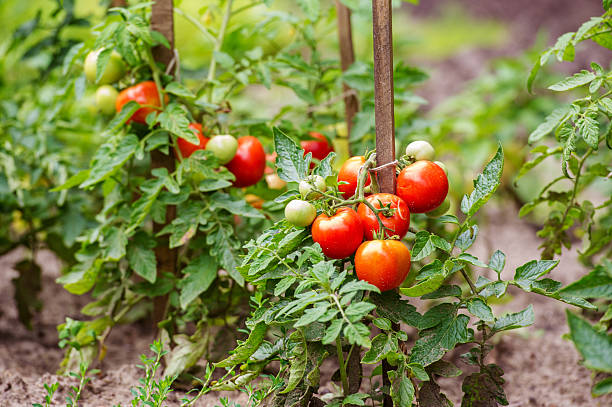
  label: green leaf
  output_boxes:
[548,70,596,91]
[392,376,415,407]
[411,232,451,261]
[108,101,140,133]
[342,393,368,406]
[313,152,336,178]
[210,192,265,218]
[421,285,462,299]
[215,323,267,368]
[558,264,612,299]
[491,305,534,332]
[455,225,478,251]
[273,127,309,182]
[528,106,570,143]
[157,103,198,144]
[457,253,488,268]
[163,332,208,379]
[296,0,320,20]
[513,260,559,290]
[467,298,494,322]
[322,319,343,344]
[281,330,307,393]
[179,255,218,309]
[164,82,195,98]
[102,227,127,261]
[566,311,612,373]
[198,178,233,192]
[576,105,600,149]
[370,291,421,327]
[593,377,612,396]
[362,333,398,364]
[81,135,139,188]
[127,232,157,283]
[488,250,506,277]
[52,169,90,191]
[345,302,376,318]
[460,145,503,217]
[401,260,446,297]
[410,310,470,366]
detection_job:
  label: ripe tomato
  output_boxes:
[311,207,363,259]
[337,156,371,199]
[226,136,266,187]
[95,85,118,115]
[301,132,334,163]
[84,49,125,84]
[405,140,435,161]
[115,81,167,124]
[206,135,239,164]
[355,240,411,292]
[285,200,317,227]
[357,193,410,240]
[176,123,209,159]
[397,160,448,213]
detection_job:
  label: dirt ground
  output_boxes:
[1,204,611,407]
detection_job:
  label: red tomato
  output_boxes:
[397,160,448,213]
[226,136,266,187]
[355,240,411,292]
[115,81,167,124]
[176,123,209,159]
[301,132,334,162]
[311,207,364,259]
[337,156,371,199]
[357,193,410,240]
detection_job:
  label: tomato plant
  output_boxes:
[175,123,209,159]
[337,155,371,199]
[115,81,166,124]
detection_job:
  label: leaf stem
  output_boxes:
[336,337,350,396]
[207,0,234,103]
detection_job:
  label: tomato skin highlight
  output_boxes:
[311,207,364,259]
[176,123,209,159]
[357,193,410,240]
[397,160,449,213]
[301,132,333,163]
[226,136,266,187]
[337,156,371,199]
[115,81,166,124]
[355,240,411,292]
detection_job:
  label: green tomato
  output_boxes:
[405,140,435,161]
[425,198,450,218]
[205,135,239,164]
[299,175,327,199]
[84,49,126,84]
[285,199,316,227]
[95,85,119,115]
[433,160,448,176]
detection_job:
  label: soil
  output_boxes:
[1,204,611,407]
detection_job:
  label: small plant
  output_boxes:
[32,382,59,407]
[66,362,100,407]
[130,341,175,407]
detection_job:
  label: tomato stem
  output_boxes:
[336,337,350,397]
[207,0,234,103]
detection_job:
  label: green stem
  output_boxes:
[336,337,350,396]
[207,0,234,103]
[174,7,216,43]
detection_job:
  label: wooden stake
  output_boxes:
[110,0,126,7]
[336,0,359,141]
[150,0,177,333]
[372,2,396,406]
[372,0,396,195]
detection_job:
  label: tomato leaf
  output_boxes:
[179,255,218,309]
[566,311,612,373]
[215,322,267,368]
[273,127,310,182]
[460,144,503,218]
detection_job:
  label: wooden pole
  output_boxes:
[336,0,359,142]
[150,0,177,333]
[372,2,395,406]
[110,0,126,7]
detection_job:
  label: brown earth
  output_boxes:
[1,204,611,406]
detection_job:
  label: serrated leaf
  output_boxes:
[273,127,309,182]
[282,331,307,393]
[401,260,446,297]
[392,376,414,407]
[593,377,612,396]
[210,192,264,218]
[81,135,139,188]
[458,253,488,268]
[513,260,559,290]
[456,225,478,251]
[548,70,596,91]
[461,145,503,217]
[559,264,612,299]
[165,82,195,98]
[576,106,600,149]
[179,255,218,309]
[127,233,156,283]
[215,323,267,368]
[410,311,470,366]
[157,103,197,144]
[491,305,534,332]
[567,311,612,373]
[313,152,336,178]
[528,106,570,143]
[362,333,397,364]
[467,298,494,322]
[488,250,506,277]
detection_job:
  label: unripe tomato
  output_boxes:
[433,160,448,176]
[397,160,448,213]
[355,240,411,292]
[357,193,410,240]
[84,49,126,84]
[285,199,316,227]
[226,136,266,187]
[312,207,363,259]
[426,198,451,218]
[176,123,209,159]
[115,81,167,124]
[301,132,334,163]
[405,140,435,161]
[95,85,119,115]
[206,135,238,164]
[299,175,327,199]
[337,156,371,199]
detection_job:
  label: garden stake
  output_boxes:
[150,0,178,334]
[372,1,396,406]
[336,0,359,145]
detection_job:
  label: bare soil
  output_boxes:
[1,205,611,406]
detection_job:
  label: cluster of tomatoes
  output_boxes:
[84,49,267,188]
[284,140,450,292]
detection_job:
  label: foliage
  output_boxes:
[520,5,612,395]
